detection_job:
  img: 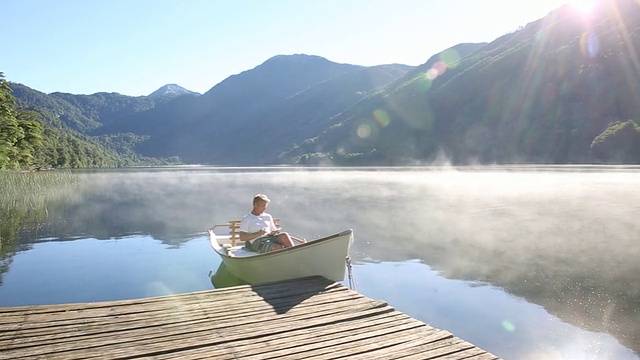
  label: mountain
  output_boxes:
[148,84,200,97]
[91,54,413,164]
[10,54,412,165]
[10,84,172,131]
[8,83,182,167]
[9,0,640,168]
[281,0,640,165]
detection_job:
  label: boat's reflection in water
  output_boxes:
[210,262,249,289]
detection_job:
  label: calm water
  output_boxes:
[1,166,638,359]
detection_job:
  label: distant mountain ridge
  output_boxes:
[10,54,413,165]
[9,0,640,169]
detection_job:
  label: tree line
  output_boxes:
[0,73,178,170]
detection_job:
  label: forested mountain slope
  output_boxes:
[92,55,412,164]
[282,0,640,165]
[7,0,640,168]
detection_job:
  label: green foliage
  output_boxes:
[590,120,640,164]
[2,75,181,170]
[9,83,168,132]
[0,73,40,170]
[0,171,80,284]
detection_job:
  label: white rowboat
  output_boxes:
[208,226,354,284]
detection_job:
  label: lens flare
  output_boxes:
[373,109,390,127]
[502,320,516,332]
[433,61,447,75]
[357,123,373,139]
[580,32,599,57]
[425,59,448,82]
[440,49,461,69]
[352,118,380,145]
[413,73,433,92]
[426,68,439,80]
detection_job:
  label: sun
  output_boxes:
[566,0,598,13]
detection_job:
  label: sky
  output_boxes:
[2,0,576,97]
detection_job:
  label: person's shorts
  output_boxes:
[246,235,279,253]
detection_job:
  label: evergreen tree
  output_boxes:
[0,72,23,169]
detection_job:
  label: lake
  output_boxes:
[0,166,638,359]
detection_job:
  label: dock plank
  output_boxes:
[0,276,500,360]
[1,290,367,346]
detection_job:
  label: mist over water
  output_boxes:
[1,166,638,359]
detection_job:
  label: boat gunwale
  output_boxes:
[210,229,353,261]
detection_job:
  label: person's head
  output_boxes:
[252,193,270,214]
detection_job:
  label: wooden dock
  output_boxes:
[0,276,499,359]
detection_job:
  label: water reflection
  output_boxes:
[355,260,638,360]
[0,166,638,358]
[209,262,248,288]
[338,169,640,356]
[0,235,216,306]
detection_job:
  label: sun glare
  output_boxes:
[566,0,598,13]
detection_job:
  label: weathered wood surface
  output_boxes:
[0,277,500,359]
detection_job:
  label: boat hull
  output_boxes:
[209,229,353,284]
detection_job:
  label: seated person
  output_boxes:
[239,194,295,252]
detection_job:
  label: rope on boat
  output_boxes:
[346,256,356,291]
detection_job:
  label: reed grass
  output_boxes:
[1,170,81,259]
[1,170,78,203]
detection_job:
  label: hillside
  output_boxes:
[6,83,183,168]
[9,55,412,166]
[7,0,640,168]
[282,0,640,165]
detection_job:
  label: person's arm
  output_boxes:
[239,228,268,242]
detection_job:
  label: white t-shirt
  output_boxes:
[239,212,277,234]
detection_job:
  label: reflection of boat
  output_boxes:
[210,262,248,288]
[208,226,354,284]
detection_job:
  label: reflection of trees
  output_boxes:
[329,176,640,356]
[36,183,219,245]
[1,194,56,285]
[1,172,61,281]
[1,171,243,251]
[357,226,639,356]
[442,248,638,356]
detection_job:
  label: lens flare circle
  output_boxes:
[580,32,599,57]
[352,118,380,146]
[433,61,447,76]
[413,74,432,92]
[501,320,516,332]
[373,109,391,127]
[440,49,460,69]
[426,68,439,80]
[357,123,373,139]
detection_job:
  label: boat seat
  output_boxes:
[212,218,280,247]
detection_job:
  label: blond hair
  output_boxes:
[253,193,270,205]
